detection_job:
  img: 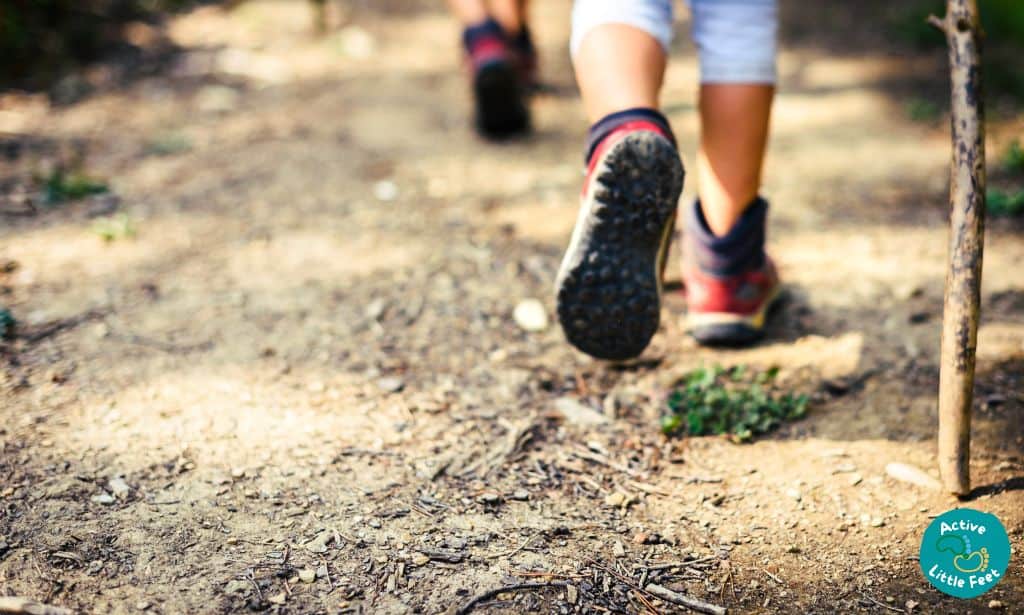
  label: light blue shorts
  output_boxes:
[570,0,778,84]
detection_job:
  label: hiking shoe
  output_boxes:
[681,198,781,346]
[464,22,530,138]
[509,26,539,92]
[555,125,684,360]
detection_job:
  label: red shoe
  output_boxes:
[681,204,781,345]
[555,121,684,360]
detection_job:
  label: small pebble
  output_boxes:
[373,180,398,202]
[298,568,316,584]
[108,477,130,498]
[513,299,549,332]
[885,462,942,491]
[377,377,405,393]
[411,553,430,566]
[604,492,628,507]
[91,493,115,505]
[989,600,1005,610]
[509,490,529,501]
[477,492,501,505]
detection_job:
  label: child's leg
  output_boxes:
[574,24,666,122]
[555,0,683,360]
[446,0,488,26]
[447,0,530,136]
[690,0,776,236]
[489,0,528,36]
[682,0,780,345]
[697,84,773,236]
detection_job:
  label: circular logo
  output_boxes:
[920,508,1012,599]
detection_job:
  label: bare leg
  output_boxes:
[446,0,488,25]
[572,24,666,123]
[488,0,528,34]
[696,84,773,236]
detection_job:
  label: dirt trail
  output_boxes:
[1,1,1022,613]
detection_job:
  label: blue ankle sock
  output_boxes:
[685,197,768,276]
[462,17,506,53]
[584,107,676,164]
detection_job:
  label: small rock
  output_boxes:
[373,180,398,202]
[885,462,942,491]
[196,85,239,114]
[365,298,386,320]
[905,600,919,612]
[377,377,405,393]
[305,531,333,554]
[786,545,801,554]
[604,492,629,507]
[231,467,246,479]
[135,601,150,611]
[513,298,549,332]
[989,600,1005,610]
[566,585,578,605]
[316,564,328,579]
[509,490,529,501]
[307,381,325,394]
[554,397,607,426]
[411,553,430,566]
[298,568,316,584]
[108,477,130,498]
[268,592,287,605]
[335,26,376,59]
[225,579,251,594]
[477,492,501,505]
[785,489,802,502]
[612,541,626,557]
[91,493,115,505]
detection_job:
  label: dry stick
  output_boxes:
[930,0,986,495]
[0,597,72,615]
[645,584,727,615]
[454,581,568,615]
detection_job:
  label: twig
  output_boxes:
[645,555,718,570]
[487,530,543,559]
[761,569,784,585]
[645,584,727,615]
[246,570,264,603]
[927,14,947,32]
[570,447,642,478]
[18,309,107,344]
[0,597,73,615]
[860,593,903,613]
[589,561,658,615]
[455,581,568,615]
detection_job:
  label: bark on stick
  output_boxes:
[932,0,986,496]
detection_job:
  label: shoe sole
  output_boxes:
[688,284,782,347]
[555,132,684,360]
[474,61,529,138]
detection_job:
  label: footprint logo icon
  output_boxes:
[934,534,989,573]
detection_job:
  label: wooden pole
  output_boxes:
[930,0,986,495]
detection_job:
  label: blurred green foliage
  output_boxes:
[891,0,1024,102]
[1003,139,1024,174]
[39,168,109,205]
[0,307,15,339]
[0,0,196,88]
[661,365,809,443]
[91,213,136,241]
[987,188,1024,217]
